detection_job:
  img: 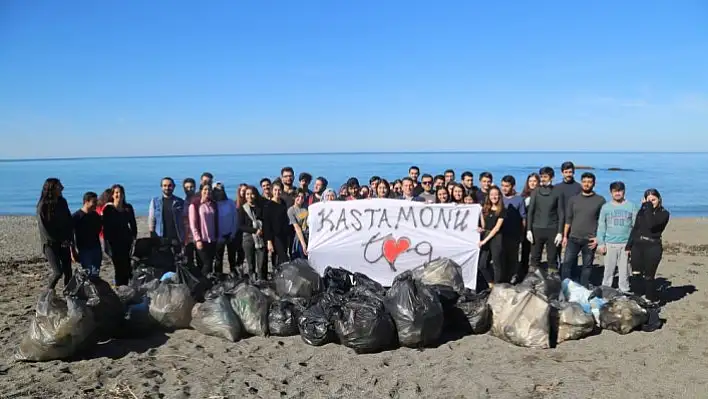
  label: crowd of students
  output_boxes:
[35,161,670,302]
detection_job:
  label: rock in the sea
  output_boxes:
[575,165,595,170]
[607,167,634,171]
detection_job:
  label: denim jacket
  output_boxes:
[148,195,185,242]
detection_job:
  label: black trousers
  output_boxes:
[215,237,238,275]
[233,231,245,268]
[44,243,72,289]
[631,240,663,300]
[479,234,504,285]
[271,235,289,269]
[519,236,531,282]
[109,242,132,286]
[531,227,560,271]
[243,234,268,281]
[502,235,520,283]
[198,242,218,276]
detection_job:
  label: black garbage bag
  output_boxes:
[599,296,649,335]
[121,296,156,337]
[324,267,355,295]
[298,292,341,346]
[253,279,280,302]
[384,271,444,348]
[334,293,397,354]
[64,270,124,339]
[453,289,492,334]
[353,272,386,297]
[518,268,561,301]
[412,257,465,293]
[229,282,270,336]
[205,274,243,298]
[115,285,140,306]
[556,302,595,343]
[15,290,96,362]
[190,294,243,341]
[131,265,162,295]
[148,283,195,329]
[268,299,303,336]
[274,259,323,300]
[176,262,211,302]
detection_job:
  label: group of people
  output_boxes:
[35,161,670,301]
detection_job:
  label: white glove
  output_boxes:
[554,233,563,246]
[526,231,534,244]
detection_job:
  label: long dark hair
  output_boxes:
[38,178,63,220]
[521,173,540,198]
[236,183,248,208]
[244,185,262,205]
[643,188,663,209]
[97,188,112,208]
[483,186,504,216]
[377,178,391,198]
[110,184,127,208]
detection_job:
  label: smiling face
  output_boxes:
[452,186,464,201]
[112,187,123,203]
[313,179,323,194]
[377,183,389,198]
[409,168,419,182]
[527,175,539,190]
[402,180,414,196]
[489,188,501,205]
[161,179,174,197]
[272,184,282,199]
[421,176,433,192]
[393,182,402,195]
[325,191,336,201]
[562,168,575,182]
[281,171,294,186]
[462,175,474,189]
[436,189,449,203]
[480,176,492,191]
[184,181,195,197]
[200,185,212,202]
[359,186,370,198]
[501,181,513,196]
[581,176,595,193]
[295,192,305,206]
[245,188,256,204]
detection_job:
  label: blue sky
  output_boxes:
[1,1,707,159]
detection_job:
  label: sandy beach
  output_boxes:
[1,215,707,399]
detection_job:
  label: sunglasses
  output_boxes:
[422,181,433,185]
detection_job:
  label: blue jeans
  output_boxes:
[562,237,596,288]
[79,247,103,276]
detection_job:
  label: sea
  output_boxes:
[2,152,707,217]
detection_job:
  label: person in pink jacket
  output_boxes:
[189,183,218,275]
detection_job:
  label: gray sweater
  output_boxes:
[566,193,606,239]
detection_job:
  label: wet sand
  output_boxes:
[1,215,707,398]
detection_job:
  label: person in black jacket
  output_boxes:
[627,188,670,302]
[36,178,74,289]
[103,184,138,285]
[526,167,565,272]
[264,181,291,269]
[239,185,267,281]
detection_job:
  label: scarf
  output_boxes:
[242,203,264,249]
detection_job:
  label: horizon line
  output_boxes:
[1,150,707,163]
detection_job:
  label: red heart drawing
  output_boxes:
[382,237,411,265]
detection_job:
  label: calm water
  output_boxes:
[2,152,707,217]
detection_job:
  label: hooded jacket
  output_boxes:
[526,184,565,234]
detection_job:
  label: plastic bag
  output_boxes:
[353,272,386,297]
[206,274,242,298]
[518,269,561,301]
[599,297,649,334]
[229,283,270,336]
[455,289,492,334]
[131,265,162,296]
[412,257,464,293]
[384,271,443,348]
[253,279,280,302]
[176,262,211,302]
[556,302,595,343]
[121,296,156,337]
[190,294,243,341]
[268,299,302,336]
[298,292,341,346]
[488,284,551,349]
[324,267,355,295]
[115,285,140,306]
[148,283,195,329]
[64,271,124,339]
[559,279,593,312]
[15,290,96,362]
[274,259,323,299]
[334,293,396,354]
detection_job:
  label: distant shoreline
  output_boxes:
[2,150,708,163]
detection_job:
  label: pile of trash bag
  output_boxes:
[15,290,96,362]
[16,257,669,362]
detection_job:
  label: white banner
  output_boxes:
[307,199,481,288]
